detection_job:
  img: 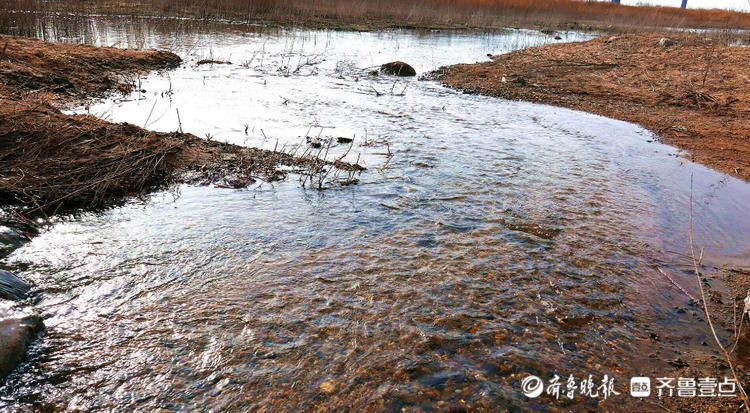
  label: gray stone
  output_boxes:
[380,61,417,77]
[0,308,44,378]
[659,38,675,48]
[0,225,26,258]
[0,270,31,301]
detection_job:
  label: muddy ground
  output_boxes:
[431,32,750,183]
[0,34,361,221]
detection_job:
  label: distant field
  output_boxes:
[5,0,750,30]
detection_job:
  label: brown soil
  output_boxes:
[0,34,362,219]
[0,34,181,101]
[431,32,750,182]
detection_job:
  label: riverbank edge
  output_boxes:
[0,34,362,223]
[429,32,750,183]
[432,31,750,412]
[0,34,364,380]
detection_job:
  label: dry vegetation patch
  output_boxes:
[0,35,361,218]
[432,32,750,181]
[6,0,750,31]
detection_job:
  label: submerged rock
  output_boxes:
[319,380,337,394]
[0,270,31,301]
[380,61,417,77]
[0,307,44,378]
[225,175,255,189]
[0,225,27,258]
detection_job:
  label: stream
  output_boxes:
[1,13,749,411]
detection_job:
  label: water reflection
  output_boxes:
[1,13,749,411]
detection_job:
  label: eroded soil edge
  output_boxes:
[0,34,362,223]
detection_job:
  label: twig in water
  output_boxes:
[688,174,750,413]
[143,99,157,128]
[729,290,749,354]
[657,266,701,308]
[396,83,409,96]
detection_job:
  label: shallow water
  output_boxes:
[2,14,750,412]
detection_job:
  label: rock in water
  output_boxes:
[0,225,26,257]
[0,310,44,378]
[380,61,417,77]
[0,270,31,301]
[319,380,336,394]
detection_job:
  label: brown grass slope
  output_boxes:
[0,35,360,218]
[0,35,188,216]
[432,33,750,181]
[0,35,181,100]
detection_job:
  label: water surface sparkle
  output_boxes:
[1,15,749,411]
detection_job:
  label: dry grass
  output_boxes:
[0,35,181,101]
[0,34,185,214]
[0,98,187,216]
[0,34,363,217]
[6,0,750,31]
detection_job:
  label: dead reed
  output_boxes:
[686,175,750,412]
[0,98,186,216]
[6,0,750,31]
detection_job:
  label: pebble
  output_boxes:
[319,380,336,394]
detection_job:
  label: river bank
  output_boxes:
[432,32,750,412]
[0,33,362,380]
[0,34,361,220]
[431,32,750,182]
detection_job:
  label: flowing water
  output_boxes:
[1,13,750,412]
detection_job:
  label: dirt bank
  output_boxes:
[0,34,361,219]
[431,32,750,182]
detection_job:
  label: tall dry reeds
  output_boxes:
[5,0,750,30]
